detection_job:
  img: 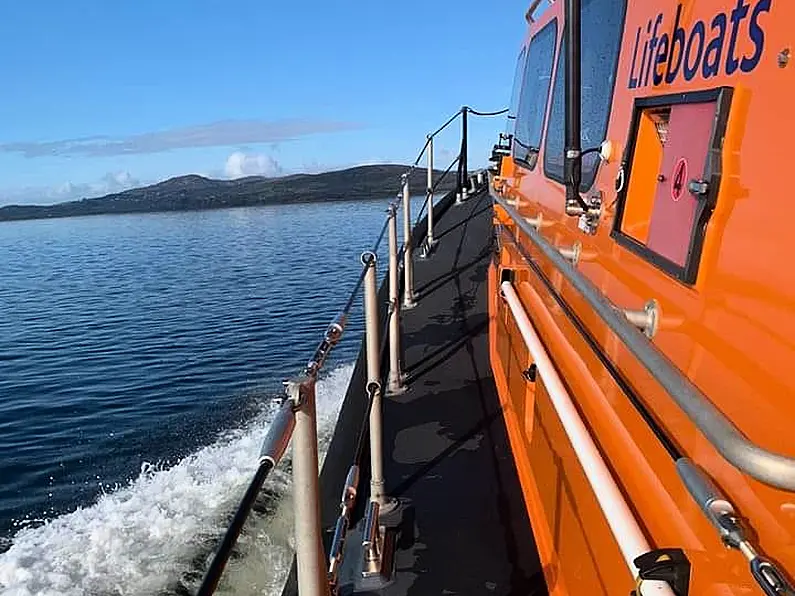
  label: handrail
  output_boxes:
[196,247,382,594]
[501,281,673,595]
[197,320,344,595]
[491,188,795,491]
[414,154,460,228]
[198,193,402,595]
[468,107,510,117]
[198,107,504,596]
[401,105,508,190]
[677,458,795,594]
[196,402,292,596]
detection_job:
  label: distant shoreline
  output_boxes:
[0,194,422,224]
[0,164,456,223]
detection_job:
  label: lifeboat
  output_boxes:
[198,2,795,594]
[490,0,795,593]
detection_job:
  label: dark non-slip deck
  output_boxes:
[284,189,547,595]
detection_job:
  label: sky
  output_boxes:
[0,1,531,205]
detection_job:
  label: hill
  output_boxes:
[0,164,458,222]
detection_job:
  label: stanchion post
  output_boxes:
[386,207,407,395]
[362,253,388,506]
[401,175,417,308]
[288,378,329,596]
[458,106,469,204]
[423,135,436,255]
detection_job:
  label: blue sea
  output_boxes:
[0,197,425,595]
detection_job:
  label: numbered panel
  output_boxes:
[612,88,733,284]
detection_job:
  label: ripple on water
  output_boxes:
[0,198,427,594]
[0,363,353,596]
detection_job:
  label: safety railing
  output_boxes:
[492,186,795,595]
[500,280,674,596]
[196,106,505,596]
[491,189,795,492]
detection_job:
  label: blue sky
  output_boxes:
[0,1,530,205]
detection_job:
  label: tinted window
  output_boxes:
[514,20,557,165]
[543,0,626,189]
[507,47,527,133]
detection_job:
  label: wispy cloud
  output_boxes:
[0,119,362,158]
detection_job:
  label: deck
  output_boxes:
[283,188,547,595]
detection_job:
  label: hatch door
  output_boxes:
[645,102,716,267]
[611,88,732,284]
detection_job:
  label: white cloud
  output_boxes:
[102,170,137,189]
[224,151,283,179]
[1,170,141,205]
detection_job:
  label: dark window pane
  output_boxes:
[513,20,557,166]
[544,0,626,189]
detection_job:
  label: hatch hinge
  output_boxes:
[630,548,691,596]
[687,178,709,197]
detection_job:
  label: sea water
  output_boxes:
[0,197,423,595]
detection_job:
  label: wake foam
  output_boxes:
[0,363,354,596]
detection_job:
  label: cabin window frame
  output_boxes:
[512,18,558,171]
[542,0,627,190]
[506,46,528,137]
[611,87,734,285]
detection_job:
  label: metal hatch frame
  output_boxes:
[611,87,734,284]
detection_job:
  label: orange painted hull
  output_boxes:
[490,0,795,593]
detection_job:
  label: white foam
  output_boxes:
[0,363,354,596]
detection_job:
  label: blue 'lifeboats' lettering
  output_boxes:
[628,0,772,89]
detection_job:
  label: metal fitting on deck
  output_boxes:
[622,300,659,339]
[524,213,544,230]
[328,464,360,590]
[558,242,582,266]
[284,377,312,408]
[366,381,381,402]
[677,458,795,595]
[360,251,377,267]
[362,500,384,577]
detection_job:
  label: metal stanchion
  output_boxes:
[361,501,384,577]
[327,464,359,592]
[401,175,417,308]
[420,135,436,258]
[361,252,388,507]
[287,378,329,596]
[457,107,469,204]
[386,207,407,395]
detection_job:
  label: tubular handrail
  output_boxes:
[198,196,403,595]
[198,107,502,596]
[415,154,461,228]
[197,319,346,595]
[501,281,673,596]
[400,105,507,189]
[197,246,379,594]
[491,188,795,491]
[401,110,460,183]
[196,459,278,596]
[468,107,510,117]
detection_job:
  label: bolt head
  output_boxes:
[779,48,790,68]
